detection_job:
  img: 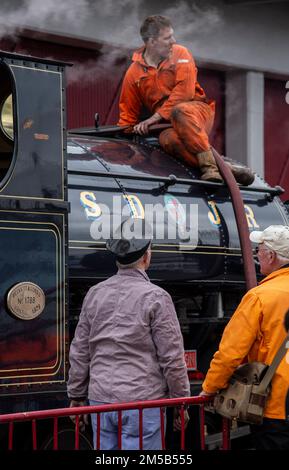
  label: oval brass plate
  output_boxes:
[7,282,45,320]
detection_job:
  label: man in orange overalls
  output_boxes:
[118,15,253,185]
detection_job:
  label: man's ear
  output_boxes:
[143,250,150,266]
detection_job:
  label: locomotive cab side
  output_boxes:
[0,52,69,415]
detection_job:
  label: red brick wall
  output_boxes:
[265,78,289,201]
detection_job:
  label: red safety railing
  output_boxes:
[0,396,231,450]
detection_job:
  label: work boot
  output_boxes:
[224,158,255,186]
[196,150,223,183]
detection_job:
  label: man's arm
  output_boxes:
[202,292,262,394]
[157,48,197,122]
[150,291,190,431]
[118,68,142,127]
[150,291,190,398]
[133,48,197,134]
[67,292,92,400]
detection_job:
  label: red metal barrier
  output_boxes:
[0,396,231,450]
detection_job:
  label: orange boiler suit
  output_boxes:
[118,44,215,167]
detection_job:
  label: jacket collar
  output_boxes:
[132,46,146,66]
[259,265,289,285]
[132,45,175,69]
[117,268,150,282]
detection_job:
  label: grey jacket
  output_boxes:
[67,268,190,403]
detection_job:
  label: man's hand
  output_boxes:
[173,407,190,432]
[199,390,215,397]
[199,390,216,413]
[69,400,89,431]
[133,113,162,135]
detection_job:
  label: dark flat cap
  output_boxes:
[106,217,152,265]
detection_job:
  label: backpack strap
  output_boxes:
[256,332,289,394]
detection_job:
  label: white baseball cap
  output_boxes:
[249,225,289,258]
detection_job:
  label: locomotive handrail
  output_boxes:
[67,168,284,196]
[212,148,257,290]
[69,122,191,137]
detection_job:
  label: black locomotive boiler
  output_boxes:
[67,126,289,380]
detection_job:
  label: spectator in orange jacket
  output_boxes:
[118,15,253,186]
[201,225,289,450]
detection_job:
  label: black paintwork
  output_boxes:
[0,52,69,406]
[66,134,289,383]
[0,54,66,200]
[67,135,289,285]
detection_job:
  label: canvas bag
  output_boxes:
[213,333,289,425]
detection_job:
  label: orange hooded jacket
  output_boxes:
[118,44,207,126]
[202,266,289,420]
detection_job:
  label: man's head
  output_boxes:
[140,15,176,60]
[106,217,152,271]
[250,225,289,276]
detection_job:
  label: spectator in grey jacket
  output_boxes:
[67,218,190,450]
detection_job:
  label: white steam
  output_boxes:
[0,0,224,84]
[0,0,223,46]
[67,47,128,85]
[0,0,91,37]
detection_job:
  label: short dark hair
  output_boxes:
[140,15,172,43]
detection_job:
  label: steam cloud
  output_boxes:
[0,0,223,46]
[0,0,224,84]
[0,0,90,37]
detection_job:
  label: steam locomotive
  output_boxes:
[0,51,288,448]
